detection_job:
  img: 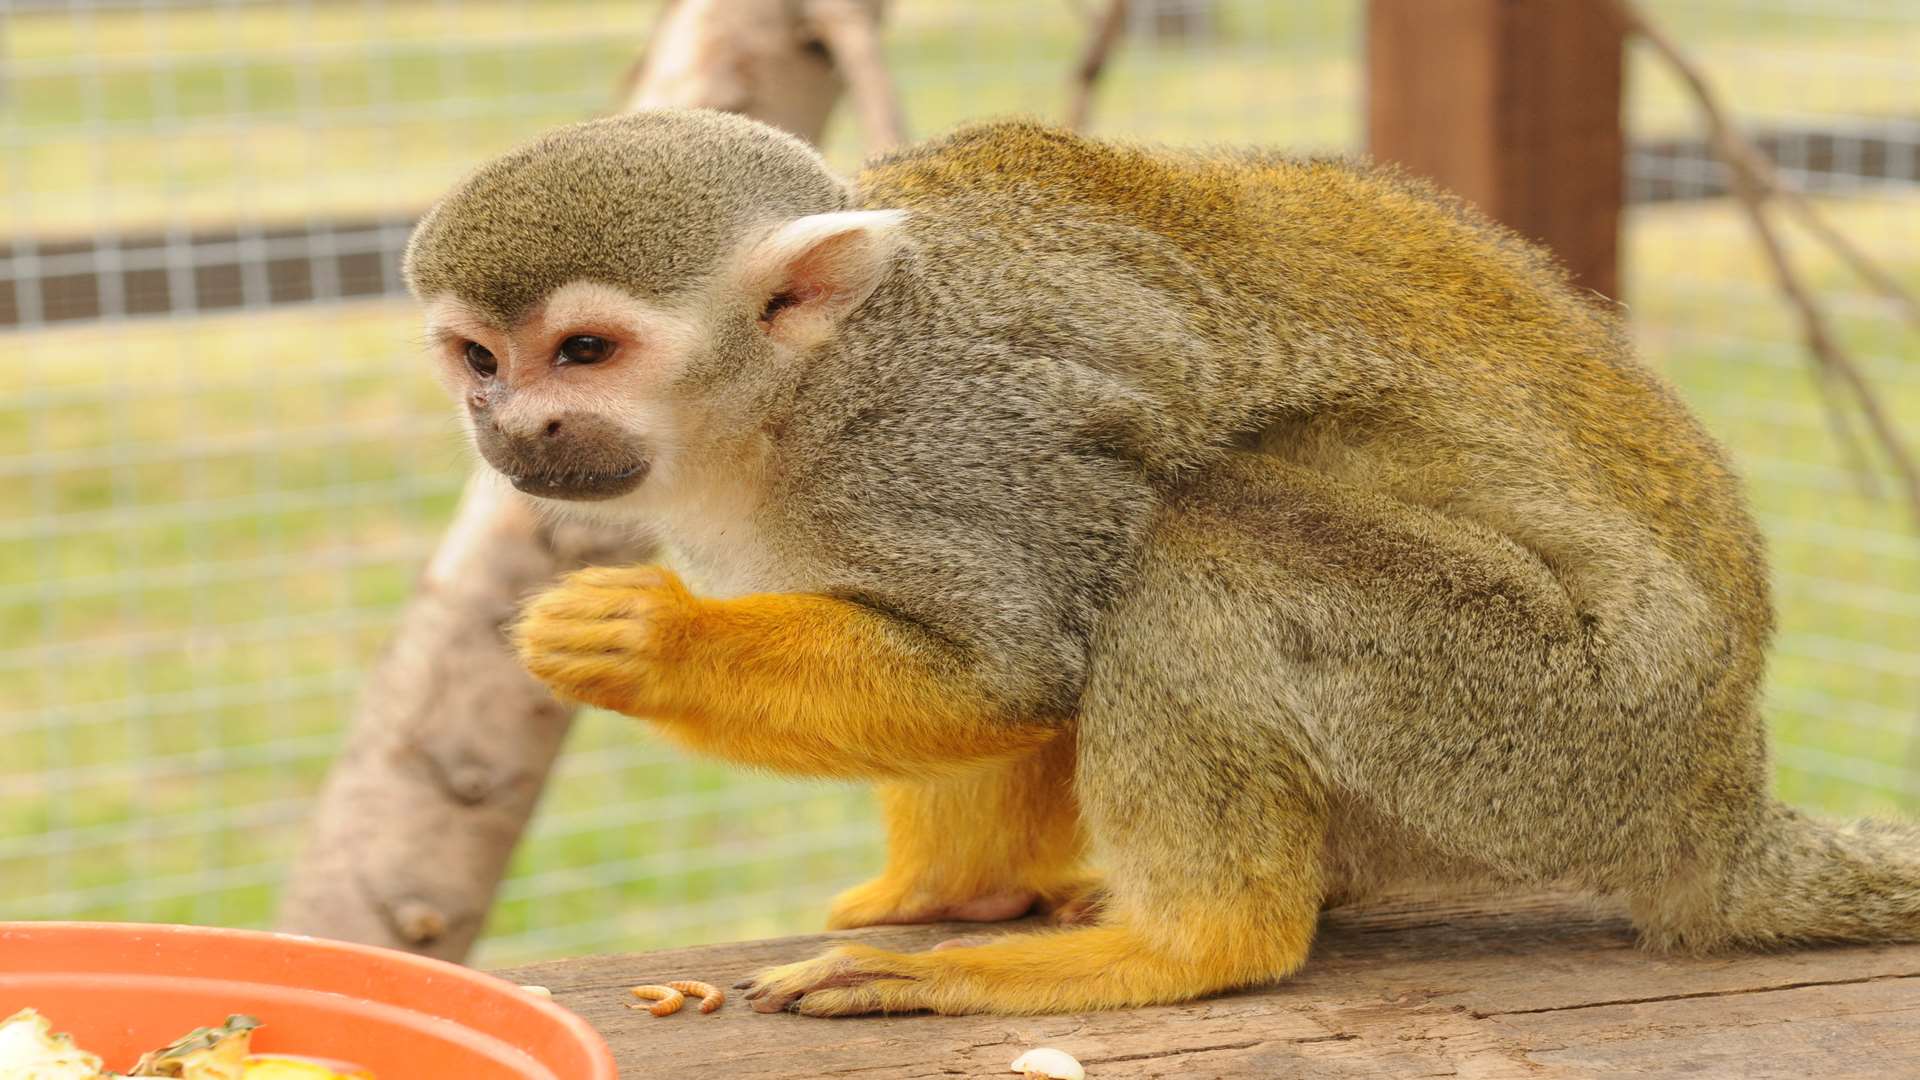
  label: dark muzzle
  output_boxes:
[471,411,651,502]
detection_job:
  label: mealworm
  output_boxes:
[627,984,686,1017]
[667,979,726,1013]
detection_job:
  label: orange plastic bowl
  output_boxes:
[0,922,617,1079]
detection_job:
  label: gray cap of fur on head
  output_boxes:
[403,108,851,324]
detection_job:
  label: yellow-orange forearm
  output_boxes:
[515,565,1055,777]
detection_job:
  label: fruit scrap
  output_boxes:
[666,980,725,1014]
[0,1008,104,1080]
[131,1014,261,1079]
[627,985,686,1017]
[1011,1047,1085,1080]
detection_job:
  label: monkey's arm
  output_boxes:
[513,565,1058,777]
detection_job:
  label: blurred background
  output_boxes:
[1,0,1915,968]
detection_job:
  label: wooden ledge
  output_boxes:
[496,893,1920,1078]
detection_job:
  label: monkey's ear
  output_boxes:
[738,209,906,344]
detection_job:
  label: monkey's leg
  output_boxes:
[514,565,1057,778]
[827,734,1096,929]
[740,896,1319,1016]
[742,779,1323,1018]
[741,746,1324,1015]
[742,498,1332,1015]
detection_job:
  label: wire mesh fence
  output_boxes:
[1,0,1915,967]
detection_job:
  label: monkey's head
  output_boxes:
[404,108,905,508]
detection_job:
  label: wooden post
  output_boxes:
[1366,0,1626,300]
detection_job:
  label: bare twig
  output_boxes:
[1692,103,1920,334]
[803,0,906,153]
[1615,0,1917,333]
[1066,0,1129,131]
[1772,184,1920,332]
[1612,0,1920,528]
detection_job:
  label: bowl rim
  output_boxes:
[0,920,618,1080]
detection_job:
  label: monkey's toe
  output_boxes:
[738,946,917,1014]
[789,978,926,1017]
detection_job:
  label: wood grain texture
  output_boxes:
[496,893,1920,1078]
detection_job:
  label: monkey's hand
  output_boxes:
[513,566,1054,778]
[513,564,692,720]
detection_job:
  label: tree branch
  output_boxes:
[803,0,906,153]
[1066,0,1129,131]
[1611,0,1920,528]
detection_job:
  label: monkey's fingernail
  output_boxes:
[732,978,754,989]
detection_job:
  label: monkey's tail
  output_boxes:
[1640,801,1920,951]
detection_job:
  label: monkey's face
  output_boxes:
[421,205,905,512]
[422,281,702,504]
[405,109,903,515]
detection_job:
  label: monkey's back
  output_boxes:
[857,120,1770,651]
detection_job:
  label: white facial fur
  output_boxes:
[424,280,694,493]
[418,210,907,597]
[423,280,782,594]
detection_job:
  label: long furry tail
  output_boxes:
[1641,801,1920,951]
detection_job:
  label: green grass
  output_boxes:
[1,0,1918,966]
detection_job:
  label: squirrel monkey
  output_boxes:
[404,109,1920,1016]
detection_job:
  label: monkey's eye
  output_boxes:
[556,335,613,366]
[464,342,497,378]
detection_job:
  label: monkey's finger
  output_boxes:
[561,564,688,596]
[520,586,651,622]
[515,616,652,659]
[738,950,906,1014]
[791,978,921,1017]
[518,654,649,713]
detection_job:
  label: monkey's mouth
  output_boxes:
[506,461,650,501]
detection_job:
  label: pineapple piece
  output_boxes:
[0,1009,107,1080]
[130,1015,260,1080]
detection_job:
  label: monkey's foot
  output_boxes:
[738,921,1309,1016]
[826,871,1103,930]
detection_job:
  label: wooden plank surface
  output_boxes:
[497,893,1920,1078]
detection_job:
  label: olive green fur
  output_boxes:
[405,110,849,325]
